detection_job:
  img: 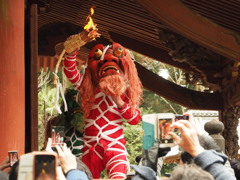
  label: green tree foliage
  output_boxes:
[124,122,143,164]
[38,69,60,149]
[132,51,188,114]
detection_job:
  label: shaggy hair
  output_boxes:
[99,74,126,96]
[169,164,214,180]
[79,50,143,117]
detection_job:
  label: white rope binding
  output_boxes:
[53,72,68,114]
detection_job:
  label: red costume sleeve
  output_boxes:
[63,52,81,89]
[119,102,141,125]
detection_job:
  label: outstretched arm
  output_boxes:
[0,156,10,174]
[169,120,236,180]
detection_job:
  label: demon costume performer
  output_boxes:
[63,39,143,179]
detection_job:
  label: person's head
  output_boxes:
[130,165,157,180]
[169,164,214,180]
[180,134,221,164]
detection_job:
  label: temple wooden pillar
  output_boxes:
[222,106,240,157]
[0,0,25,161]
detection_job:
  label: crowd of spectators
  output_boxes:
[0,120,239,180]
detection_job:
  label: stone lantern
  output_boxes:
[204,119,225,152]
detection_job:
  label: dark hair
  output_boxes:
[230,158,240,180]
[9,160,19,180]
[170,164,214,180]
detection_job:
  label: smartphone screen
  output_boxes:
[8,151,18,167]
[34,155,56,180]
[51,126,65,148]
[174,115,189,138]
[159,118,174,144]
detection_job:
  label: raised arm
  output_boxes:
[63,51,82,90]
[169,120,236,180]
[63,30,100,90]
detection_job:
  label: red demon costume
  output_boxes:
[63,42,142,179]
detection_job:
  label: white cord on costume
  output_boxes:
[82,92,130,178]
[53,73,68,114]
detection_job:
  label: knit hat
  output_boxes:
[130,165,157,180]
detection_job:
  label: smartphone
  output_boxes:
[175,114,189,121]
[34,154,56,180]
[51,126,65,149]
[158,113,175,148]
[8,150,18,167]
[174,114,189,137]
[18,152,57,180]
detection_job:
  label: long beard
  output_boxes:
[99,74,126,96]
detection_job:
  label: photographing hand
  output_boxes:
[168,120,205,157]
[56,166,66,180]
[56,144,77,174]
[45,138,66,180]
[183,112,203,136]
[0,156,10,171]
[45,138,55,153]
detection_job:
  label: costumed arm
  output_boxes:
[63,29,100,90]
[63,51,82,90]
[112,95,141,125]
[119,103,141,125]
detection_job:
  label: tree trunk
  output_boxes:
[222,106,240,158]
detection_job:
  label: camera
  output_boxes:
[158,113,175,147]
[18,152,57,180]
[51,126,65,151]
[8,150,18,167]
[142,113,190,149]
[175,114,189,120]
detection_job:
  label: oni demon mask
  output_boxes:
[88,43,127,85]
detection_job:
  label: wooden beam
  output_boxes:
[109,31,219,84]
[109,32,194,71]
[135,62,223,110]
[137,0,240,61]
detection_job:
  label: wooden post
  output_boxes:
[0,0,25,161]
[30,4,39,151]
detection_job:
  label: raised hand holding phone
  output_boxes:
[168,120,205,157]
[55,144,77,174]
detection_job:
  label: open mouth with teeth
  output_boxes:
[99,65,120,77]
